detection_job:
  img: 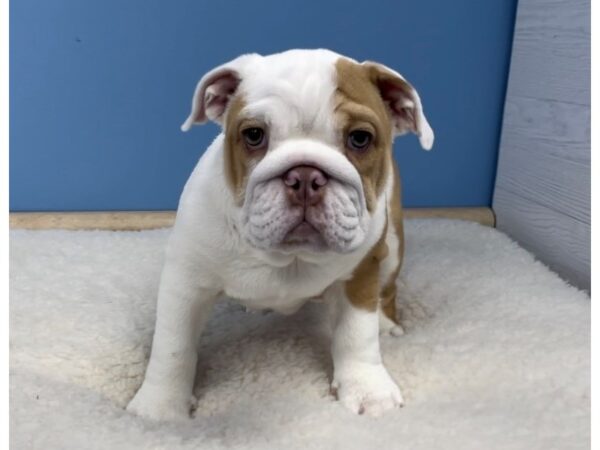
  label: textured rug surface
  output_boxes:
[9,219,590,450]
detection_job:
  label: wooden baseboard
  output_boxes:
[10,211,176,231]
[406,207,495,226]
[9,208,495,230]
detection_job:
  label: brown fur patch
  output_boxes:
[380,163,404,323]
[345,220,389,311]
[336,58,406,318]
[223,96,267,204]
[334,58,394,212]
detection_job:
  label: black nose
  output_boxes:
[282,166,328,206]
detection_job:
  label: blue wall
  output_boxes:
[10,0,517,211]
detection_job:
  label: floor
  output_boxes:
[9,219,590,450]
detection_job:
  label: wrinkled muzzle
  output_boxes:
[240,139,369,254]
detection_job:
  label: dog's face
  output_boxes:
[182,49,433,257]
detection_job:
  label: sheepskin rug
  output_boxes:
[9,219,590,450]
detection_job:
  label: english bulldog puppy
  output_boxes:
[127,49,433,420]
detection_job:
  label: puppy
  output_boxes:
[127,49,433,420]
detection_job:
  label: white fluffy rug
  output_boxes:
[9,219,590,450]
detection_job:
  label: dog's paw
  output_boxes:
[332,363,404,417]
[378,310,404,337]
[126,383,194,422]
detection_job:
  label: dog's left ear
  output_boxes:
[364,62,434,150]
[181,54,258,131]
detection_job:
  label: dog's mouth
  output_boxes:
[281,220,327,250]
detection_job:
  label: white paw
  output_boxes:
[126,382,194,422]
[378,310,404,337]
[332,363,404,416]
[388,325,405,336]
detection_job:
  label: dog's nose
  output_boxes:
[282,166,328,206]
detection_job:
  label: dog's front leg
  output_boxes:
[127,259,217,421]
[327,284,404,416]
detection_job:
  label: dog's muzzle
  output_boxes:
[240,140,369,255]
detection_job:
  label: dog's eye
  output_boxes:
[242,127,266,149]
[347,130,373,151]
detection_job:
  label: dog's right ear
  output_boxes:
[181,54,258,131]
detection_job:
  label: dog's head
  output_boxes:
[182,49,433,257]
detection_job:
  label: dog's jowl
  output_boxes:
[127,49,434,420]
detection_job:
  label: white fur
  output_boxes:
[128,49,431,420]
[326,284,404,416]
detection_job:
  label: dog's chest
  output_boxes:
[221,256,349,314]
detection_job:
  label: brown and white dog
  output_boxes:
[127,49,433,420]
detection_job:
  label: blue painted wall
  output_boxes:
[10,0,517,211]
